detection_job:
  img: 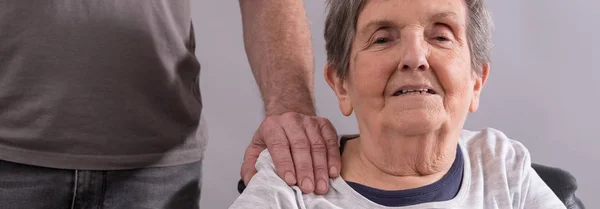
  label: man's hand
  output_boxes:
[241,112,341,195]
[238,0,338,195]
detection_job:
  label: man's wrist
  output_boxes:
[265,102,316,116]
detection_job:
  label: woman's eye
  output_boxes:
[374,37,389,44]
[435,36,450,42]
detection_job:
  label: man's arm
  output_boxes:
[238,0,341,195]
[239,0,314,116]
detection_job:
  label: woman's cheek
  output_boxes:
[350,52,396,112]
[441,67,474,115]
[354,53,395,95]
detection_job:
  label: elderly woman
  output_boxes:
[230,0,566,208]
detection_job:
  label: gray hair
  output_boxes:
[324,0,494,79]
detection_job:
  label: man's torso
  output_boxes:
[0,0,206,169]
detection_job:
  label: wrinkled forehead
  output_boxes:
[357,0,467,28]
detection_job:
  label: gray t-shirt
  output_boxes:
[0,0,206,169]
[230,128,566,209]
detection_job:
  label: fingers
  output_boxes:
[241,133,264,185]
[261,118,298,186]
[241,166,257,186]
[282,114,315,194]
[305,119,330,195]
[319,118,342,178]
[248,112,340,195]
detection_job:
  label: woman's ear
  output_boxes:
[469,63,490,112]
[324,63,353,116]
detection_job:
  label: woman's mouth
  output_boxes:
[392,88,437,96]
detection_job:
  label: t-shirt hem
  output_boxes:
[0,144,204,170]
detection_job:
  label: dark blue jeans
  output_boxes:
[0,159,202,209]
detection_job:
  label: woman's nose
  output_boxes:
[398,34,430,72]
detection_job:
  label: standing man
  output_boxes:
[0,0,341,208]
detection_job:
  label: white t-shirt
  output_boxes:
[229,128,566,209]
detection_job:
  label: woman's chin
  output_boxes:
[390,123,440,136]
[388,114,445,136]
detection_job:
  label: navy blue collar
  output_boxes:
[340,136,464,207]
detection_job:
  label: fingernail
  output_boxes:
[317,179,327,192]
[330,166,338,176]
[284,172,296,184]
[302,178,313,191]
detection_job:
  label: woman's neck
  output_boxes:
[341,134,458,191]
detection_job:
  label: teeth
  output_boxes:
[395,89,431,95]
[401,89,428,93]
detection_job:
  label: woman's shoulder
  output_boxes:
[230,150,304,209]
[255,149,277,170]
[253,149,292,186]
[461,128,529,152]
[459,128,532,168]
[458,129,566,208]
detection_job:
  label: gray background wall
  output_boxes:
[193,0,599,208]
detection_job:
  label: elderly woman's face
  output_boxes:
[327,0,488,136]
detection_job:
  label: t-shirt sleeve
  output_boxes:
[229,150,304,209]
[514,142,566,209]
[520,166,567,209]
